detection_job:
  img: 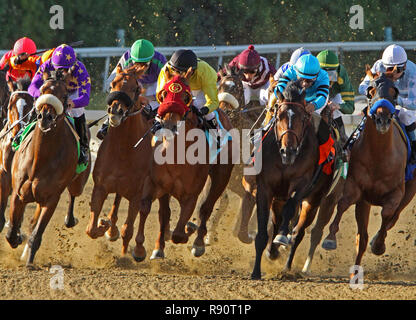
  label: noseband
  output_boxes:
[274,101,311,149]
[107,83,142,121]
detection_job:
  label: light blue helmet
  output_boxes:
[294,54,320,79]
[289,47,311,66]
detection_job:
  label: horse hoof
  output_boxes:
[273,234,289,246]
[371,241,386,256]
[191,245,205,257]
[105,228,120,242]
[64,216,79,228]
[238,232,254,244]
[250,272,262,280]
[185,222,198,235]
[150,249,165,260]
[266,248,280,261]
[322,239,337,250]
[132,250,146,262]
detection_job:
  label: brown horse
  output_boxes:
[217,65,262,244]
[322,67,413,276]
[85,64,170,257]
[0,76,34,232]
[0,70,10,130]
[5,70,91,266]
[137,72,234,261]
[251,80,334,279]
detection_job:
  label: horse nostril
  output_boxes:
[280,148,285,155]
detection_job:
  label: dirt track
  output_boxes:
[0,174,416,301]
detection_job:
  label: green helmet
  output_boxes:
[129,39,155,63]
[317,50,339,70]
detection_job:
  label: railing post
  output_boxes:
[275,52,281,70]
[102,56,110,92]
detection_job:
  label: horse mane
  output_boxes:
[16,75,32,91]
[282,80,305,102]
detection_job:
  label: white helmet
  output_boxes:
[382,44,407,67]
[289,47,311,66]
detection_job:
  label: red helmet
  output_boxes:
[13,37,37,56]
[238,45,261,70]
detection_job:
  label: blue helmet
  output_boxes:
[294,54,320,79]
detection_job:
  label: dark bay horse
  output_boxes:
[251,80,334,280]
[0,76,34,232]
[0,70,10,130]
[138,71,234,261]
[322,67,413,277]
[5,70,91,266]
[85,64,169,257]
[217,65,262,244]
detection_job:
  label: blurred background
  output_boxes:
[1,0,415,110]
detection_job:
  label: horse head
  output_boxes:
[217,65,245,120]
[156,69,193,136]
[274,80,309,165]
[107,64,145,127]
[35,70,69,132]
[365,65,399,134]
[7,75,34,136]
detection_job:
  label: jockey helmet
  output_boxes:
[238,45,261,70]
[51,44,76,69]
[168,49,198,72]
[130,39,154,63]
[289,47,311,66]
[294,54,320,79]
[382,44,407,67]
[13,37,37,56]
[317,50,339,70]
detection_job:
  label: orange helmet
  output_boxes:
[13,37,37,56]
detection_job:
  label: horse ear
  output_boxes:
[366,86,376,99]
[184,67,193,80]
[116,64,123,74]
[157,89,167,103]
[365,64,375,80]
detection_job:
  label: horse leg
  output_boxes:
[21,204,42,261]
[235,191,256,244]
[370,189,403,256]
[192,163,233,257]
[251,182,272,280]
[266,199,284,260]
[0,170,11,233]
[86,185,110,239]
[205,190,228,245]
[120,198,140,256]
[386,179,416,230]
[285,201,319,271]
[302,192,339,274]
[322,182,361,250]
[350,199,371,278]
[105,193,122,242]
[171,196,198,245]
[64,195,78,228]
[151,194,171,260]
[6,192,27,249]
[26,197,60,267]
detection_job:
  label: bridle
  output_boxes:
[218,75,246,116]
[274,101,311,150]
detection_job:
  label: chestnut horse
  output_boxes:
[322,67,415,276]
[217,65,262,244]
[138,72,234,261]
[85,64,171,257]
[0,76,34,232]
[5,70,91,266]
[251,80,334,280]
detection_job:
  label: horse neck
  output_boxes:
[362,115,394,152]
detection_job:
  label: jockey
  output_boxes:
[274,47,311,81]
[28,44,91,166]
[358,44,416,163]
[219,45,276,107]
[154,49,219,132]
[0,37,41,81]
[317,49,355,143]
[98,39,167,139]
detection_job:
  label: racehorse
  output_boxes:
[0,70,10,130]
[85,64,169,257]
[322,66,414,277]
[0,76,34,232]
[217,65,262,244]
[5,70,91,266]
[138,70,234,261]
[251,80,334,280]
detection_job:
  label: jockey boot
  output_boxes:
[333,116,348,145]
[96,119,109,140]
[74,114,89,166]
[405,123,416,164]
